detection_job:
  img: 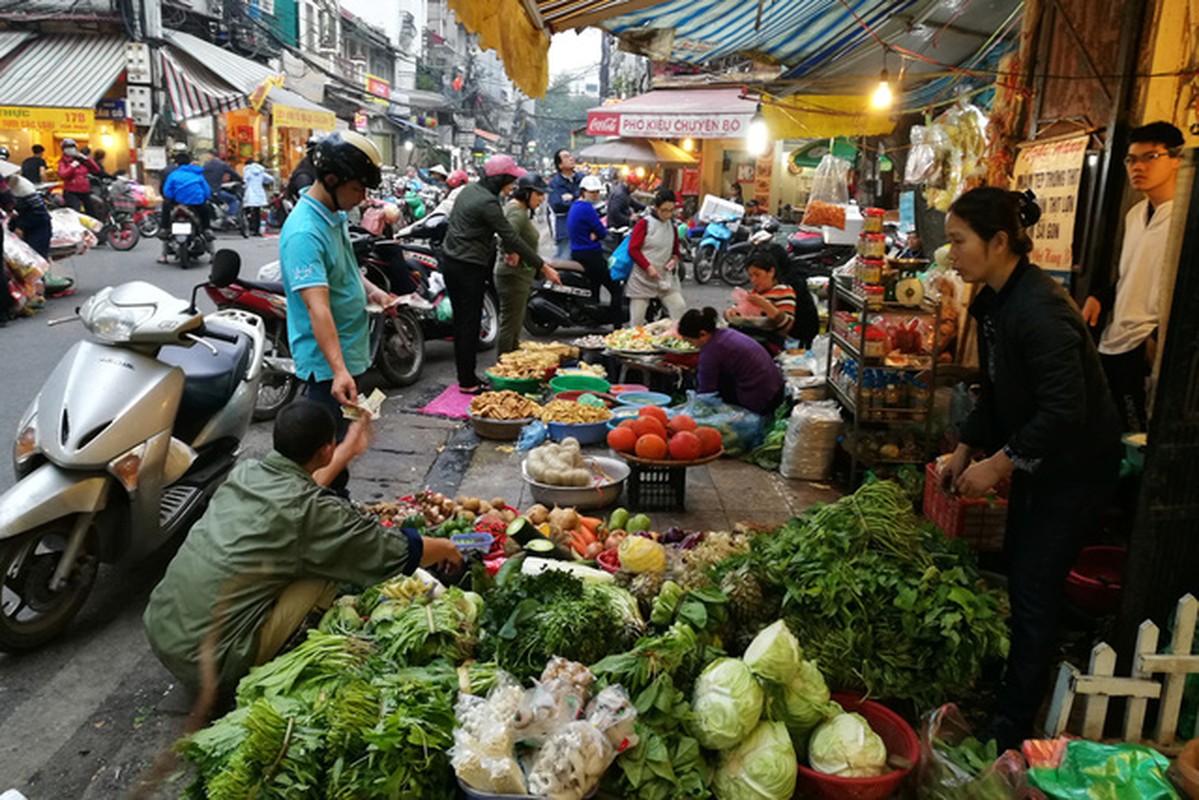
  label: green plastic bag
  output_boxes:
[1027,740,1179,799]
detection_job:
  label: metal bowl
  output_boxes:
[520,455,629,510]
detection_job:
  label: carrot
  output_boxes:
[577,527,598,546]
[579,516,603,531]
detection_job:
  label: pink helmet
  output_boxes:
[446,169,468,188]
[483,154,526,179]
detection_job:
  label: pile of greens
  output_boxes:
[744,479,1009,705]
[178,587,495,799]
[478,568,644,680]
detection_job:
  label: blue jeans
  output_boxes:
[555,237,571,259]
[216,189,240,218]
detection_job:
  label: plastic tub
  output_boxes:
[795,692,919,800]
[554,390,617,408]
[547,420,609,445]
[485,372,542,393]
[1065,546,1126,616]
[608,383,648,395]
[549,374,611,394]
[606,406,641,429]
[615,391,672,408]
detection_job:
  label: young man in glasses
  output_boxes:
[1081,121,1184,432]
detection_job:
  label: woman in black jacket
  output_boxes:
[939,187,1121,749]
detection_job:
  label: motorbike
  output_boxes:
[785,228,856,277]
[265,191,292,231]
[209,180,248,237]
[163,205,213,270]
[693,213,751,286]
[203,260,297,421]
[393,214,499,351]
[91,176,141,251]
[722,215,784,286]
[0,255,265,649]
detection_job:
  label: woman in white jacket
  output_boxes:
[242,156,274,236]
[625,188,687,326]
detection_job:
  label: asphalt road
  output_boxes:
[0,230,737,796]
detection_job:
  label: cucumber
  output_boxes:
[506,516,540,545]
[524,539,556,555]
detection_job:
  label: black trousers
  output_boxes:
[1100,343,1149,433]
[246,206,262,236]
[441,255,488,388]
[995,463,1117,744]
[572,248,623,321]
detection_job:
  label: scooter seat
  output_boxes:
[552,260,586,273]
[159,321,253,441]
[788,233,823,255]
[240,278,285,295]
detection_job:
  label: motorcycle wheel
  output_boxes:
[376,309,426,387]
[523,305,560,336]
[106,219,140,251]
[237,208,249,239]
[477,290,499,351]
[137,215,160,238]
[178,245,191,270]
[693,244,717,284]
[721,250,750,287]
[253,334,298,421]
[0,519,99,651]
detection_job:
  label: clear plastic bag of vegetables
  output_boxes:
[676,390,766,456]
[525,720,616,800]
[916,703,1043,799]
[451,671,529,794]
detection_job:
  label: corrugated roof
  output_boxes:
[0,34,124,108]
[0,31,33,64]
[165,30,277,94]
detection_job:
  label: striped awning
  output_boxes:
[0,31,33,64]
[164,30,277,94]
[0,34,124,108]
[160,48,247,121]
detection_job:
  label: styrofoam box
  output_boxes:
[822,204,864,245]
[697,194,746,223]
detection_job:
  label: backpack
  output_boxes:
[609,233,633,281]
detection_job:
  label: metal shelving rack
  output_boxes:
[826,281,942,485]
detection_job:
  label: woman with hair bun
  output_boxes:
[676,307,784,415]
[938,186,1121,750]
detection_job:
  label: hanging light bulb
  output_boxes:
[746,104,768,157]
[681,137,695,152]
[403,137,414,151]
[871,68,893,110]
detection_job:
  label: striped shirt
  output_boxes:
[760,283,796,331]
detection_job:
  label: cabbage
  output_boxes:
[691,658,764,750]
[808,711,888,778]
[767,660,838,737]
[743,620,803,684]
[713,720,797,800]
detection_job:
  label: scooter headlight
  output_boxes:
[107,443,146,492]
[15,421,38,465]
[80,289,154,343]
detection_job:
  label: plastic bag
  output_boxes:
[49,208,98,252]
[451,671,529,794]
[778,400,842,480]
[916,703,1044,799]
[359,205,388,235]
[802,154,851,229]
[676,390,766,455]
[4,228,47,282]
[732,286,766,318]
[517,419,549,451]
[1026,740,1178,799]
[526,720,615,800]
[608,234,633,281]
[585,684,639,754]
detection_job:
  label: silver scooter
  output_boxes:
[0,251,265,650]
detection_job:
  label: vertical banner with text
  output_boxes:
[1011,135,1088,279]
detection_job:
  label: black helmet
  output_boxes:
[306,135,320,157]
[313,131,382,189]
[516,172,549,194]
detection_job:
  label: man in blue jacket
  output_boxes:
[158,149,212,263]
[567,174,621,323]
[548,148,581,258]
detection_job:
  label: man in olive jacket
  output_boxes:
[143,402,461,700]
[442,154,545,392]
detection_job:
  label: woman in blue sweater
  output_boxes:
[567,174,622,323]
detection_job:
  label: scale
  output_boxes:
[889,257,930,307]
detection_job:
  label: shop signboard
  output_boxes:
[353,111,369,133]
[95,99,126,121]
[275,104,337,132]
[1011,135,1088,278]
[586,109,752,139]
[753,156,772,205]
[0,106,93,136]
[454,131,475,148]
[143,146,167,171]
[366,75,390,103]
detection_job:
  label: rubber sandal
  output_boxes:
[459,384,485,395]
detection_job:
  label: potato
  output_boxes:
[460,510,476,522]
[502,509,517,523]
[478,501,493,515]
[491,497,507,511]
[463,497,481,513]
[527,504,549,525]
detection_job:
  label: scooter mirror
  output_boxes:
[209,249,242,288]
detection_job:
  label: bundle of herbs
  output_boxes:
[743,480,1009,706]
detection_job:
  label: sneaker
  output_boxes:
[396,292,434,312]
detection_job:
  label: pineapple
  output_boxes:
[628,571,667,617]
[720,565,779,651]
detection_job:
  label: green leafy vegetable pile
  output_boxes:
[745,480,1009,705]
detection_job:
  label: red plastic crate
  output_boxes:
[923,462,1009,551]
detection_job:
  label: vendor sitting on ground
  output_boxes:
[678,307,785,416]
[143,401,461,701]
[724,249,797,354]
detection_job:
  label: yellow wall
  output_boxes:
[1138,0,1199,144]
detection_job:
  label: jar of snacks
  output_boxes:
[859,233,887,259]
[862,207,885,234]
[864,285,885,309]
[857,257,884,284]
[863,326,887,358]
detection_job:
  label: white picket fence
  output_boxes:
[1045,593,1199,753]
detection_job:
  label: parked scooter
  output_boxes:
[393,214,499,350]
[0,254,265,649]
[722,215,783,287]
[208,180,247,237]
[265,191,292,231]
[785,228,855,277]
[693,212,749,286]
[91,176,141,251]
[163,205,212,270]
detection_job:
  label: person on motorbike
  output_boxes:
[427,164,449,194]
[495,173,562,355]
[443,154,546,394]
[627,188,688,326]
[57,138,101,217]
[606,171,646,230]
[278,130,396,492]
[567,174,622,324]
[203,149,241,220]
[157,148,212,263]
[143,400,462,703]
[285,135,320,201]
[431,169,469,217]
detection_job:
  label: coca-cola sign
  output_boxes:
[586,109,753,139]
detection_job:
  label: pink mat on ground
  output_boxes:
[418,385,475,419]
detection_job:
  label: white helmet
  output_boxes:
[580,175,603,192]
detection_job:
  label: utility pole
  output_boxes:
[599,32,611,100]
